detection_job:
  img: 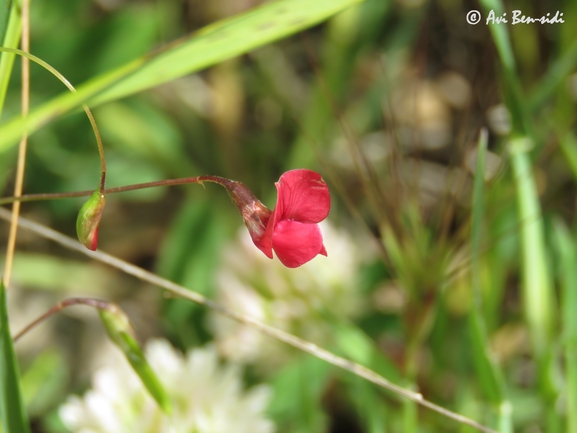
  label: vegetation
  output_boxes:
[1,0,577,432]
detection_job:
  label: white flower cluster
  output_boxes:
[59,339,274,433]
[209,222,365,368]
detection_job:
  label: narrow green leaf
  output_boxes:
[0,0,11,44]
[553,219,577,433]
[0,1,21,119]
[509,137,555,357]
[481,1,561,423]
[468,130,511,431]
[0,0,363,153]
[0,281,31,433]
[471,129,488,306]
[480,1,559,417]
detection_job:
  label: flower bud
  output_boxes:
[76,190,106,251]
[224,180,272,246]
[99,305,173,415]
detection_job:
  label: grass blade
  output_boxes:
[553,219,577,432]
[0,0,362,153]
[469,129,511,432]
[0,281,31,433]
[0,0,10,43]
[508,137,554,356]
[480,3,557,413]
[0,0,21,119]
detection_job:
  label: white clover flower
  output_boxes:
[209,221,365,368]
[59,339,274,433]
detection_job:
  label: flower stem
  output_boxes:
[0,47,108,194]
[13,297,113,342]
[3,1,30,287]
[0,175,235,205]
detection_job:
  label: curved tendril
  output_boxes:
[0,47,106,190]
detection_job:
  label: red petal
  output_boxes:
[275,169,330,224]
[272,220,325,268]
[253,232,273,259]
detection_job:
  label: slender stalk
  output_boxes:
[0,175,234,205]
[85,107,106,192]
[13,297,111,342]
[3,0,29,287]
[0,47,107,194]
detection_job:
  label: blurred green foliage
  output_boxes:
[2,0,577,432]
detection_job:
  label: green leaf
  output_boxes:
[0,281,31,433]
[0,0,11,45]
[467,130,512,432]
[0,0,21,119]
[553,219,577,433]
[0,0,363,153]
[508,137,555,356]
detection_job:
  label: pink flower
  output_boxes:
[239,169,330,268]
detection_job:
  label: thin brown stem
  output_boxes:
[13,297,112,342]
[3,0,30,287]
[0,175,233,205]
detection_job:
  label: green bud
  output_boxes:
[76,190,106,251]
[99,305,173,415]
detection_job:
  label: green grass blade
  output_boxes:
[508,138,555,356]
[468,130,511,432]
[91,0,363,105]
[553,219,577,433]
[481,2,557,410]
[0,281,31,433]
[471,129,488,306]
[0,1,21,119]
[0,0,362,153]
[0,0,11,42]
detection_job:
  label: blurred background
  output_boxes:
[1,0,577,431]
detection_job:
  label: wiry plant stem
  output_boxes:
[0,175,234,205]
[13,297,112,342]
[3,0,30,287]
